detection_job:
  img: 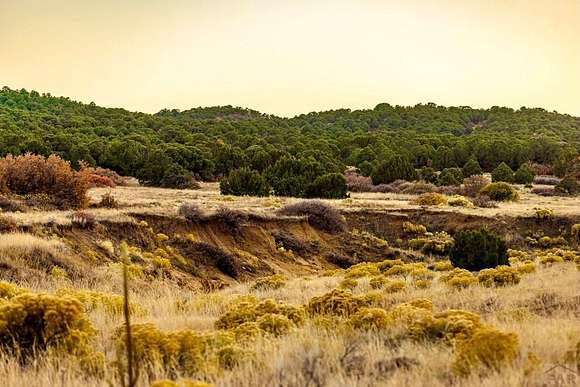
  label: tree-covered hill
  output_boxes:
[0,86,578,188]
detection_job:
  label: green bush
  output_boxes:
[491,162,514,183]
[479,182,518,201]
[419,167,438,184]
[220,168,270,197]
[513,164,535,185]
[437,167,463,186]
[370,155,417,185]
[555,176,579,195]
[450,228,508,271]
[462,159,483,178]
[305,173,348,199]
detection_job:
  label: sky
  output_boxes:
[1,0,579,117]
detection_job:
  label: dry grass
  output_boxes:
[1,257,578,386]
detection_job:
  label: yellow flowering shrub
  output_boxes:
[534,208,554,220]
[349,307,391,330]
[250,274,287,291]
[411,192,448,206]
[452,327,519,375]
[369,275,387,289]
[515,260,537,274]
[539,253,564,265]
[338,278,358,290]
[256,313,293,336]
[384,279,407,293]
[507,249,530,263]
[344,263,381,279]
[0,291,101,370]
[448,196,474,208]
[477,266,521,287]
[409,232,454,255]
[214,298,305,335]
[439,268,477,289]
[115,324,239,376]
[156,233,170,242]
[307,288,377,317]
[431,261,454,271]
[0,281,27,299]
[402,221,427,235]
[377,259,404,272]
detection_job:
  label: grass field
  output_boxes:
[1,185,579,387]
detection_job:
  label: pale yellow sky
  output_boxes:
[1,0,579,116]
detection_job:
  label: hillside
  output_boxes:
[1,87,579,188]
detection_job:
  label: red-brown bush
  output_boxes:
[0,154,90,209]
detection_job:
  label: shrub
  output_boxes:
[411,192,447,206]
[440,268,478,289]
[0,154,90,209]
[555,176,579,195]
[462,159,483,178]
[533,175,561,185]
[0,292,96,360]
[537,236,567,248]
[179,202,206,222]
[307,289,376,317]
[344,262,381,279]
[531,187,557,196]
[339,278,358,290]
[514,164,535,184]
[419,167,438,184]
[277,200,346,234]
[515,260,536,274]
[409,232,454,255]
[215,297,305,332]
[491,162,514,183]
[98,192,119,208]
[349,307,391,330]
[452,327,519,375]
[345,172,373,192]
[220,168,270,197]
[477,266,521,287]
[450,228,508,271]
[256,313,293,336]
[462,175,491,197]
[370,155,417,185]
[534,207,554,220]
[448,195,473,208]
[479,182,519,201]
[305,173,348,199]
[437,168,463,186]
[431,261,454,271]
[402,221,427,235]
[250,274,287,291]
[115,323,240,376]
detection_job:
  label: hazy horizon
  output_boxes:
[2,0,579,117]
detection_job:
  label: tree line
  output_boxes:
[1,87,578,197]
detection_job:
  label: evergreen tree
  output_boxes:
[491,162,514,183]
[370,155,417,185]
[513,164,535,184]
[462,158,483,178]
